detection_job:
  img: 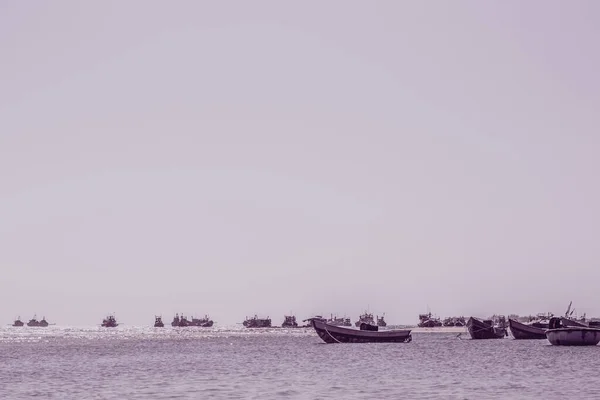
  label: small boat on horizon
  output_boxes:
[354,312,375,327]
[467,316,507,339]
[190,315,213,327]
[281,315,299,328]
[546,317,600,346]
[154,316,164,327]
[27,315,40,327]
[327,314,351,327]
[243,315,271,328]
[12,317,24,327]
[171,313,190,327]
[376,314,387,327]
[418,312,442,328]
[101,315,118,328]
[308,318,412,343]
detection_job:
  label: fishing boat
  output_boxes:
[508,318,546,340]
[467,316,507,339]
[354,312,375,327]
[154,316,164,327]
[27,315,41,327]
[560,301,588,327]
[327,314,351,327]
[171,314,190,327]
[376,314,387,327]
[281,315,299,328]
[101,315,118,328]
[38,317,49,327]
[12,317,24,327]
[190,315,213,327]
[418,312,442,328]
[309,318,412,343]
[546,317,600,346]
[243,315,271,328]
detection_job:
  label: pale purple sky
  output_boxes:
[1,1,599,325]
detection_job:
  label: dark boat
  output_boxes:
[354,312,375,327]
[190,315,214,327]
[101,315,118,328]
[12,317,24,327]
[38,316,49,327]
[376,314,387,327]
[560,301,588,327]
[508,318,546,340]
[27,315,40,327]
[309,318,412,343]
[243,315,271,328]
[467,316,507,339]
[327,314,351,327]
[281,315,299,328]
[546,317,600,346]
[171,313,190,327]
[418,312,442,328]
[154,316,164,327]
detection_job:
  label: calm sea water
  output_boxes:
[1,326,599,399]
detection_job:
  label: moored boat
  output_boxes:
[467,316,507,339]
[38,317,49,327]
[171,313,190,327]
[309,318,411,343]
[243,315,271,328]
[508,318,546,340]
[101,315,118,328]
[154,316,164,327]
[376,314,387,327]
[27,315,40,327]
[190,315,213,327]
[281,315,299,328]
[328,314,351,327]
[546,317,600,346]
[354,312,375,327]
[12,317,24,327]
[418,312,442,328]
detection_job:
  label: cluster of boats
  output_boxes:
[12,315,50,327]
[305,302,600,346]
[417,312,466,327]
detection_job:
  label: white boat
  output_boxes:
[546,317,600,346]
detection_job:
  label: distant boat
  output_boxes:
[281,315,299,328]
[154,316,164,328]
[376,314,387,327]
[27,315,40,327]
[546,317,600,346]
[12,317,24,327]
[467,316,507,339]
[101,315,118,328]
[308,318,412,344]
[418,312,442,328]
[190,315,213,327]
[508,318,546,340]
[354,312,375,327]
[243,315,271,328]
[327,314,351,327]
[171,313,190,327]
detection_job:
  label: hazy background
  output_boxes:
[1,1,599,326]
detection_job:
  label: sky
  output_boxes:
[1,1,599,326]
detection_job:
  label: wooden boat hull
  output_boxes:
[546,327,600,346]
[467,317,507,339]
[310,319,411,343]
[560,317,588,328]
[508,319,546,340]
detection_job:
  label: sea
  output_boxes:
[1,326,598,399]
